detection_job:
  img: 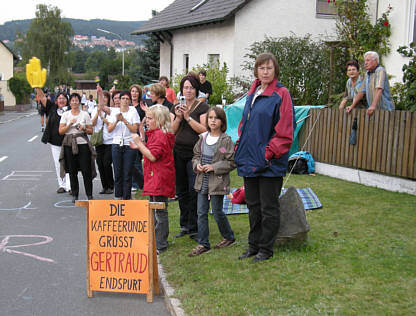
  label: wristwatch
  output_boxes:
[187,117,193,123]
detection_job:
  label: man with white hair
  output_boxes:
[347,51,394,116]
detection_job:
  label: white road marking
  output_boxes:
[0,156,7,162]
[1,170,52,181]
[28,135,38,142]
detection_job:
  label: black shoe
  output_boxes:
[252,252,272,263]
[174,231,189,238]
[99,189,106,194]
[105,188,114,194]
[72,196,78,203]
[238,249,258,260]
[57,187,66,194]
[157,247,168,255]
[87,196,93,200]
[189,233,198,242]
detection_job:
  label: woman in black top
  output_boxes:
[171,75,209,239]
[37,88,71,194]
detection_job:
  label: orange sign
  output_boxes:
[87,200,152,295]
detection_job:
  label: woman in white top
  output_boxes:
[59,93,95,203]
[91,89,114,194]
[107,91,140,200]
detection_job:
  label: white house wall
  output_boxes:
[233,0,337,79]
[371,0,415,84]
[159,19,235,79]
[0,44,16,107]
[159,0,412,86]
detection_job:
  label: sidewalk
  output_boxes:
[0,107,38,124]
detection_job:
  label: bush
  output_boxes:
[336,0,392,63]
[8,73,32,104]
[392,43,416,112]
[241,34,348,105]
[172,62,234,105]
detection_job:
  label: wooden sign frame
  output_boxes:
[76,200,165,302]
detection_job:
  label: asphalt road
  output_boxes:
[0,111,170,316]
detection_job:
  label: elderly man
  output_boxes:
[347,51,394,116]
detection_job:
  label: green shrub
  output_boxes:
[336,0,392,63]
[241,34,348,105]
[8,73,32,104]
[392,43,416,112]
[172,62,234,105]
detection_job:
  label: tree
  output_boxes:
[15,4,73,86]
[132,10,160,84]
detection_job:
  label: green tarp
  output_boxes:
[224,96,323,155]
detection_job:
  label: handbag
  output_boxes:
[90,116,105,146]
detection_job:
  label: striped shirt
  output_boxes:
[360,65,394,111]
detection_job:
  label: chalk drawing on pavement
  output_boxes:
[0,201,37,212]
[0,235,55,263]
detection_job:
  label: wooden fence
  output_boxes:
[299,108,416,179]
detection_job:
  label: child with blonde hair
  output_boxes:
[130,104,175,253]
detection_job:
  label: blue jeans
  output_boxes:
[197,193,234,249]
[112,145,136,200]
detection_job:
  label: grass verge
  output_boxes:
[141,171,416,315]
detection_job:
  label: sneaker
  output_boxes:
[56,187,66,194]
[131,187,138,192]
[188,245,210,257]
[214,238,235,249]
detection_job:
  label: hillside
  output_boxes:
[0,18,146,44]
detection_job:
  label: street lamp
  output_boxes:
[97,28,125,76]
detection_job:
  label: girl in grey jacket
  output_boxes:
[188,107,236,257]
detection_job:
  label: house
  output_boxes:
[132,0,413,85]
[0,40,18,110]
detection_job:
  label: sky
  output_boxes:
[0,0,175,25]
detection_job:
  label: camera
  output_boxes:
[179,96,186,106]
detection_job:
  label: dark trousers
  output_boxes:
[149,196,169,250]
[244,176,283,257]
[174,148,198,233]
[132,151,144,190]
[112,144,136,200]
[64,144,93,197]
[95,144,114,190]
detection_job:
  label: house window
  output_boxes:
[208,54,220,67]
[183,54,189,73]
[316,0,337,17]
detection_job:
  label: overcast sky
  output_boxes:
[0,0,174,24]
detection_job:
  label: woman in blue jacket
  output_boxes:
[235,53,296,262]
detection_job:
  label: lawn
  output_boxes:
[141,171,416,315]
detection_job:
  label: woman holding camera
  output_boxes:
[59,93,96,202]
[107,91,140,200]
[171,75,209,239]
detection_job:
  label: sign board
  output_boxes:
[77,200,163,302]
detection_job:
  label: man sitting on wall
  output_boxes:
[346,51,394,116]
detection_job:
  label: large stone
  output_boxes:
[277,186,310,243]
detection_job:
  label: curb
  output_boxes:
[158,261,185,316]
[0,111,37,125]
